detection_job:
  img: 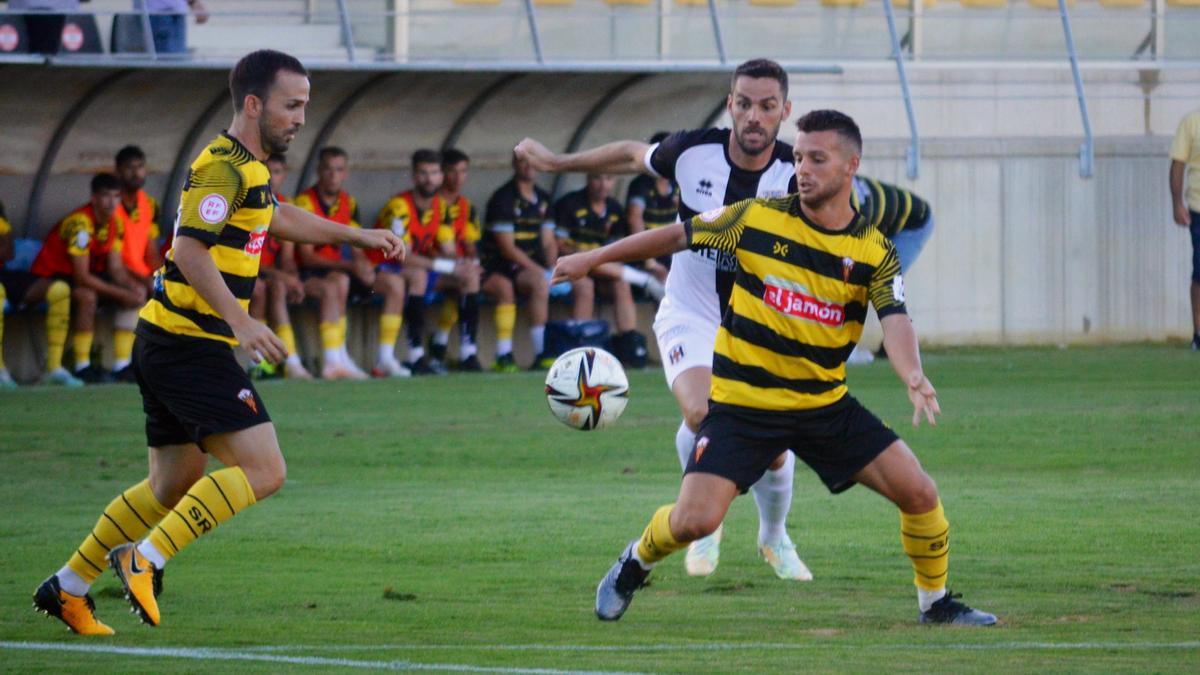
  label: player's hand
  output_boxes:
[122,285,148,308]
[906,371,940,427]
[356,228,406,262]
[1175,204,1192,228]
[514,138,557,172]
[234,318,288,365]
[285,276,305,303]
[551,252,595,284]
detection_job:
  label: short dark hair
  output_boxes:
[91,172,121,193]
[229,49,308,112]
[318,146,348,164]
[795,109,862,156]
[441,148,469,167]
[648,131,670,144]
[412,149,441,168]
[115,145,145,167]
[266,152,287,166]
[732,58,788,98]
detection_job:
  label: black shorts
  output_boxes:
[1,269,41,308]
[133,321,271,447]
[690,396,899,494]
[482,260,521,282]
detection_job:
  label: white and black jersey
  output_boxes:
[645,127,797,325]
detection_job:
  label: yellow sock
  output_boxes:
[72,332,93,368]
[336,315,347,348]
[44,280,70,371]
[437,301,458,333]
[319,321,339,350]
[379,313,401,351]
[148,467,257,562]
[277,323,297,356]
[67,479,170,583]
[113,329,135,364]
[495,303,516,342]
[636,505,686,564]
[900,500,950,591]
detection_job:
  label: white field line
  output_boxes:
[236,641,1200,653]
[0,642,646,674]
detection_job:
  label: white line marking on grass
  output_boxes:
[0,642,646,674]
[238,641,1200,654]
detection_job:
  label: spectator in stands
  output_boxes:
[293,146,375,379]
[0,199,19,388]
[248,153,312,379]
[114,145,163,292]
[482,153,555,372]
[1170,107,1200,352]
[26,173,146,385]
[624,131,679,285]
[553,173,642,343]
[134,0,209,54]
[9,0,79,54]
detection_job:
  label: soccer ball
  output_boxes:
[544,347,629,431]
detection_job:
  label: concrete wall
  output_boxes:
[1,63,1197,377]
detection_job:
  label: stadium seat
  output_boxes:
[1098,0,1145,6]
[820,0,866,6]
[0,14,31,54]
[605,0,653,5]
[110,13,148,54]
[674,0,714,6]
[748,0,797,6]
[892,0,939,7]
[56,14,102,54]
[10,239,42,273]
[1028,0,1073,8]
[534,0,574,5]
[959,0,1007,6]
[1165,0,1200,6]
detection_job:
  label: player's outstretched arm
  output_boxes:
[174,236,287,364]
[271,203,405,261]
[880,313,941,427]
[515,138,651,175]
[552,223,686,284]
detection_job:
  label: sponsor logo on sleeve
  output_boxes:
[74,230,90,250]
[199,194,229,225]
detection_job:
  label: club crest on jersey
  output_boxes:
[237,388,257,414]
[762,276,845,327]
[199,194,229,225]
[245,230,267,255]
[842,257,855,283]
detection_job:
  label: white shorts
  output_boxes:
[653,310,718,390]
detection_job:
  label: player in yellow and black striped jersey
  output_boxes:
[553,109,996,627]
[33,50,404,637]
[852,175,933,273]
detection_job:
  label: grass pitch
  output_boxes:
[1,345,1198,673]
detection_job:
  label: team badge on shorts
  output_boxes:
[694,436,709,463]
[668,344,685,365]
[237,388,258,414]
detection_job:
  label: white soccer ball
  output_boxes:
[544,347,629,431]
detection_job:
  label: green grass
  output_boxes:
[1,345,1198,673]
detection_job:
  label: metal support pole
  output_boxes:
[705,0,726,65]
[1058,0,1093,178]
[138,3,157,59]
[883,0,920,179]
[335,0,357,62]
[522,0,545,64]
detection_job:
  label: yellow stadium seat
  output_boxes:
[959,0,1006,6]
[674,0,712,5]
[1166,0,1200,6]
[1098,0,1145,6]
[606,0,652,5]
[820,0,865,6]
[1028,0,1073,8]
[892,0,939,7]
[535,0,573,5]
[749,0,797,6]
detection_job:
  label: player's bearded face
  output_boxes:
[118,159,146,191]
[729,77,790,157]
[259,71,309,155]
[414,163,443,198]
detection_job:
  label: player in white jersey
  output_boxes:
[516,59,811,581]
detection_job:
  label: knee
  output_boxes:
[246,455,287,501]
[670,506,722,542]
[71,286,97,309]
[681,400,709,433]
[898,475,940,515]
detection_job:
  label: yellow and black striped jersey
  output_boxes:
[851,176,930,238]
[140,132,277,345]
[687,195,907,411]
